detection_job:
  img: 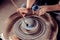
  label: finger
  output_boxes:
[18,8,29,13]
[17,8,32,17]
[39,8,46,16]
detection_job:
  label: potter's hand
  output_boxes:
[32,5,48,16]
[17,0,35,17]
[18,8,29,14]
[17,8,32,17]
[38,6,48,16]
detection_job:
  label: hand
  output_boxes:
[17,6,48,17]
[17,8,28,17]
[38,6,48,16]
[17,8,32,17]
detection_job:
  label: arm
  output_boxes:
[46,4,60,12]
[39,0,60,12]
[26,0,35,8]
[38,3,60,15]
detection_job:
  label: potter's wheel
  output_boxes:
[13,15,47,40]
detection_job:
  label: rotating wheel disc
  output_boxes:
[13,15,48,40]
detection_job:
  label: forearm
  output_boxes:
[47,4,60,12]
[26,0,35,8]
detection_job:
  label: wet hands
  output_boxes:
[17,6,48,17]
[38,6,48,16]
